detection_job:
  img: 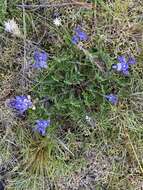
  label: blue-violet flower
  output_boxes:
[112,55,136,75]
[105,94,118,105]
[127,56,136,65]
[33,50,48,69]
[75,27,88,41]
[72,35,79,45]
[8,95,32,114]
[35,119,50,136]
[72,26,88,45]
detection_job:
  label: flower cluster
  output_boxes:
[34,119,51,136]
[33,50,48,69]
[72,26,88,45]
[8,95,51,136]
[112,55,136,75]
[8,95,32,114]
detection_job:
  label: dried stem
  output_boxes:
[17,0,93,10]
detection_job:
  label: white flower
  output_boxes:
[27,95,31,100]
[85,115,96,128]
[4,19,21,37]
[85,115,92,122]
[32,105,36,110]
[53,17,62,26]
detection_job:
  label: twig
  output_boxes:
[17,1,93,10]
[22,0,27,93]
[56,137,74,156]
[124,128,143,175]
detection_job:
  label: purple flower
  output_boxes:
[75,27,88,41]
[112,55,136,75]
[127,56,136,65]
[33,50,48,69]
[72,35,79,45]
[34,119,50,136]
[105,94,118,105]
[72,26,88,45]
[8,95,32,114]
[117,55,126,64]
[117,56,129,74]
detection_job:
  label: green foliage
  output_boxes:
[0,0,6,24]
